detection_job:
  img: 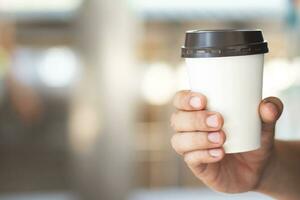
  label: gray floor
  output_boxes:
[0,193,77,200]
[0,188,273,200]
[129,188,273,200]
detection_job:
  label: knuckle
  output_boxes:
[184,152,201,166]
[194,111,205,129]
[173,90,188,106]
[195,132,208,146]
[183,154,193,164]
[170,111,179,130]
[172,111,185,131]
[187,132,201,147]
[171,134,185,154]
[170,135,178,150]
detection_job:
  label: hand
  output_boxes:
[170,90,283,193]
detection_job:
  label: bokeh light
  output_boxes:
[141,63,176,105]
[263,58,292,97]
[37,47,79,88]
[0,0,83,13]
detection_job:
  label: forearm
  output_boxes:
[257,140,300,200]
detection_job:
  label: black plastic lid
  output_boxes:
[182,29,268,58]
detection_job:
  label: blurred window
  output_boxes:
[129,0,287,20]
[0,0,83,13]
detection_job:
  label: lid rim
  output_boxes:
[182,41,268,49]
[182,29,269,58]
[182,42,268,58]
[186,29,262,33]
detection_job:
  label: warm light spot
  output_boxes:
[37,47,79,88]
[141,63,176,105]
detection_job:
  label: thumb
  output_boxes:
[259,97,284,137]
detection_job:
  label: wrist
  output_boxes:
[254,140,280,194]
[255,140,300,199]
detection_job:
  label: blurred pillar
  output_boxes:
[70,0,138,199]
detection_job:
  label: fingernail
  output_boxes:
[206,114,219,128]
[209,149,222,157]
[208,132,220,143]
[189,96,201,108]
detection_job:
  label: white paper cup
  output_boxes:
[182,30,268,153]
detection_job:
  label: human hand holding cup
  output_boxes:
[182,30,268,153]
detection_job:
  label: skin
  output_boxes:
[170,90,300,200]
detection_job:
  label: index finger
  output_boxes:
[173,90,207,111]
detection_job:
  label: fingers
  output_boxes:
[171,131,226,155]
[259,97,284,134]
[260,97,283,123]
[259,97,283,148]
[173,90,207,111]
[184,148,225,167]
[171,91,226,169]
[171,110,223,132]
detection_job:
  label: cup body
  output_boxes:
[185,54,264,153]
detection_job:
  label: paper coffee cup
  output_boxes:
[181,29,269,153]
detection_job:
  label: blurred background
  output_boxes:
[0,0,299,199]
